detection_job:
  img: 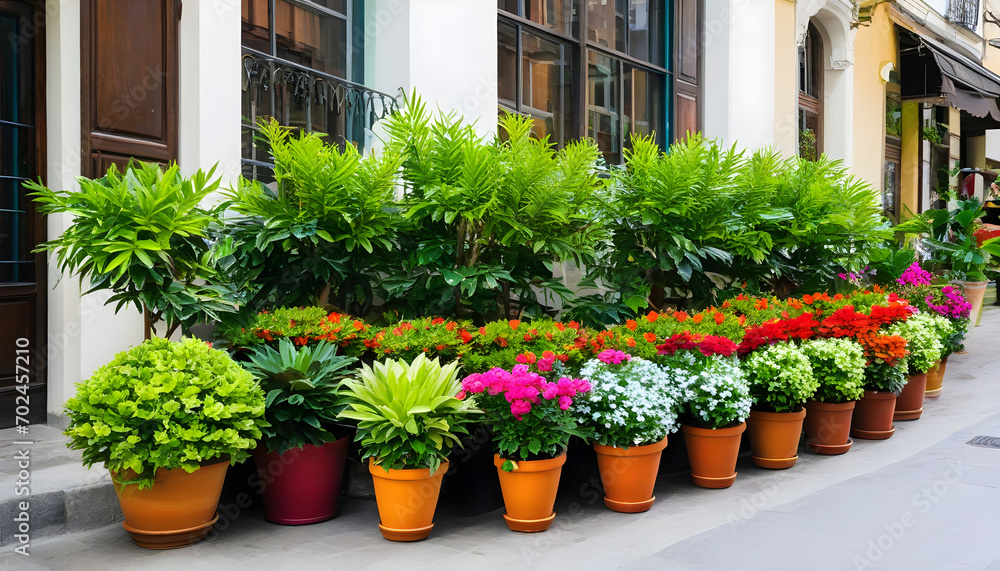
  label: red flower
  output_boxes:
[714,312,725,325]
[431,317,445,325]
[675,312,688,323]
[459,329,473,344]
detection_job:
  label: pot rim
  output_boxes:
[368,459,449,480]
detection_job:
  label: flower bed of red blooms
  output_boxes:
[228,285,934,371]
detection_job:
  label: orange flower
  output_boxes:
[738,315,747,326]
[803,294,814,305]
[643,332,657,343]
[692,314,703,324]
[568,321,580,330]
[714,312,725,325]
[675,312,688,323]
[625,319,638,331]
[353,320,365,330]
[542,350,555,359]
[833,293,844,301]
[509,319,521,329]
[722,301,731,309]
[555,323,566,331]
[479,326,487,335]
[446,321,456,331]
[626,336,636,347]
[436,344,445,351]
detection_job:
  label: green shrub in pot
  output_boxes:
[744,342,818,412]
[63,337,268,489]
[800,338,866,403]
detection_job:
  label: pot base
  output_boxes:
[603,495,655,513]
[851,426,894,440]
[806,439,853,455]
[751,455,798,469]
[894,408,923,421]
[924,387,942,399]
[502,511,556,532]
[265,510,338,526]
[122,513,219,549]
[378,522,434,542]
[691,473,737,489]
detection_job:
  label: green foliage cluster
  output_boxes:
[800,338,866,403]
[897,198,1000,282]
[337,354,481,471]
[222,119,402,313]
[63,338,267,489]
[242,339,357,454]
[888,314,943,375]
[744,343,819,413]
[28,163,235,338]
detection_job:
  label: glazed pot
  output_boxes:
[895,373,927,421]
[954,280,988,327]
[681,422,746,488]
[114,459,229,549]
[803,400,855,455]
[747,408,806,469]
[851,390,897,440]
[593,437,668,513]
[925,358,948,398]
[369,459,448,541]
[494,452,566,532]
[252,437,349,525]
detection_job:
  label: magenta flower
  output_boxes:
[897,262,933,286]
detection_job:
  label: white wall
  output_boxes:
[367,0,497,138]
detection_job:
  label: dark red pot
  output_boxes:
[252,437,349,525]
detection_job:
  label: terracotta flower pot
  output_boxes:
[955,280,988,327]
[895,373,927,421]
[747,408,806,469]
[681,423,746,488]
[114,459,229,549]
[803,400,855,455]
[494,452,566,532]
[851,390,897,440]
[252,437,349,525]
[925,358,948,398]
[593,437,668,513]
[369,459,448,542]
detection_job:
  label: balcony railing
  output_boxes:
[946,0,980,32]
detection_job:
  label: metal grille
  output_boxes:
[947,0,980,32]
[966,435,1000,449]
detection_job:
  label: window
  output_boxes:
[241,0,396,180]
[798,23,822,161]
[499,0,674,163]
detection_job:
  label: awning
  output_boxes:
[898,26,1000,121]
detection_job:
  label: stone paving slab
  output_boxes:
[5,309,1000,569]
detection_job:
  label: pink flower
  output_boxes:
[558,396,572,410]
[510,399,532,420]
[542,382,559,400]
[537,357,554,372]
[597,349,631,364]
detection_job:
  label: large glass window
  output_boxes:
[499,0,670,163]
[241,0,396,181]
[798,22,822,161]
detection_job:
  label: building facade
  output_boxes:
[3,0,1000,426]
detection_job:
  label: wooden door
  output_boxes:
[81,0,179,176]
[0,0,46,428]
[674,0,700,141]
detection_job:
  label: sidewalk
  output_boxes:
[6,310,1000,570]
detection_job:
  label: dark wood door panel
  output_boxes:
[0,296,33,383]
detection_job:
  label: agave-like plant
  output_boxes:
[337,353,481,472]
[243,339,357,454]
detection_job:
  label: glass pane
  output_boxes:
[588,49,620,164]
[499,22,517,108]
[499,0,520,14]
[799,109,819,161]
[275,0,348,78]
[883,161,897,219]
[886,90,901,137]
[0,210,32,275]
[624,65,664,148]
[524,0,576,37]
[241,0,271,53]
[520,31,574,146]
[0,123,31,179]
[311,80,348,149]
[588,0,627,53]
[0,178,30,214]
[311,0,347,14]
[627,0,663,66]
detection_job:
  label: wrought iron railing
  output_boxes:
[240,48,401,180]
[946,0,980,32]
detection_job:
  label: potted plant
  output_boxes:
[922,285,971,397]
[242,339,357,525]
[62,338,267,548]
[460,364,591,532]
[338,354,480,541]
[743,343,818,469]
[850,333,909,440]
[577,349,683,512]
[28,162,236,339]
[656,333,750,489]
[888,314,943,421]
[800,338,866,454]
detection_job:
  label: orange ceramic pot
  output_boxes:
[369,459,448,541]
[681,423,746,488]
[803,400,855,455]
[593,437,668,513]
[747,408,806,469]
[851,390,896,440]
[494,452,566,532]
[925,358,947,398]
[114,459,228,549]
[954,280,988,327]
[895,373,927,421]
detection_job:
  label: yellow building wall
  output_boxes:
[774,0,797,157]
[851,9,897,190]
